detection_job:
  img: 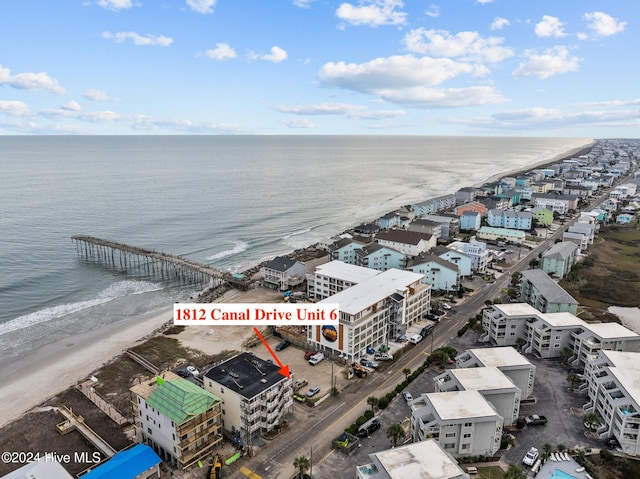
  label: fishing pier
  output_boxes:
[71,235,233,287]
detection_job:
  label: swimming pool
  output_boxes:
[551,469,578,479]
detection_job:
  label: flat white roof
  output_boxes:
[493,303,541,317]
[427,390,499,420]
[319,268,424,315]
[601,351,640,407]
[469,347,532,368]
[540,311,584,328]
[583,322,639,340]
[450,367,517,392]
[312,260,380,284]
[369,439,466,479]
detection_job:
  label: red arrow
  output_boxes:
[253,327,291,379]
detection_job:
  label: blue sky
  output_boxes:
[0,0,638,136]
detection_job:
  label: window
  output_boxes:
[464,422,472,427]
[463,433,471,438]
[461,444,470,449]
[445,432,456,438]
[147,427,152,435]
[444,443,455,449]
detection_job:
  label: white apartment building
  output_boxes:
[411,390,503,458]
[306,260,380,301]
[582,351,640,455]
[130,373,223,469]
[447,240,489,274]
[434,367,521,425]
[456,347,536,399]
[356,439,469,479]
[309,269,430,361]
[203,352,293,443]
[481,303,640,367]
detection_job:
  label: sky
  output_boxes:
[0,0,638,136]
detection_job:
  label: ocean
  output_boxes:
[0,135,592,368]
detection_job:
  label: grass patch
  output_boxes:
[477,466,505,479]
[560,225,640,310]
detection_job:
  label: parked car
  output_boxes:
[176,369,191,378]
[402,391,413,404]
[522,447,539,466]
[366,345,376,354]
[308,352,324,365]
[360,359,379,369]
[420,325,434,337]
[443,303,452,310]
[304,351,317,360]
[275,340,290,351]
[293,378,308,390]
[306,386,320,397]
[524,414,548,426]
[374,352,393,361]
[186,365,200,377]
[409,334,423,344]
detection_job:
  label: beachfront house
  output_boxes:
[329,238,366,263]
[434,367,521,425]
[260,256,306,291]
[411,194,457,217]
[410,390,503,458]
[203,352,293,443]
[582,351,640,455]
[354,243,405,272]
[406,255,459,292]
[530,207,554,227]
[541,241,579,279]
[353,223,380,237]
[435,246,473,278]
[130,373,223,469]
[519,269,579,314]
[308,269,430,361]
[456,347,536,399]
[487,210,532,231]
[421,214,460,239]
[407,218,442,240]
[306,260,380,301]
[531,193,578,214]
[356,439,469,479]
[455,187,477,205]
[375,230,436,256]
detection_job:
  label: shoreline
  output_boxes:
[0,140,595,430]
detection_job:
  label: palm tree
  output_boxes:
[560,347,573,364]
[367,396,379,415]
[293,455,310,479]
[386,423,405,447]
[567,372,580,391]
[402,368,411,381]
[583,412,599,429]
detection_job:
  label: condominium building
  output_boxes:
[410,390,503,457]
[306,260,380,301]
[434,367,521,425]
[455,347,536,399]
[582,351,640,455]
[130,373,223,469]
[481,303,640,367]
[203,352,293,443]
[309,269,430,361]
[519,269,579,314]
[356,439,469,479]
[447,240,489,274]
[541,242,579,279]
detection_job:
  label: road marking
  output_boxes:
[240,466,263,479]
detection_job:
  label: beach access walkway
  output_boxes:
[71,235,237,287]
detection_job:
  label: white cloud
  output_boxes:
[97,0,132,10]
[0,65,66,94]
[425,5,439,18]
[573,98,640,108]
[84,89,116,101]
[61,101,82,111]
[102,31,173,46]
[375,86,507,108]
[293,0,315,7]
[512,46,580,79]
[403,29,514,64]
[491,17,510,30]
[336,0,407,27]
[276,102,405,119]
[281,118,315,128]
[205,43,237,60]
[40,107,121,122]
[250,46,288,63]
[186,0,216,14]
[535,15,567,38]
[583,12,626,37]
[0,100,31,117]
[491,106,640,129]
[319,55,478,91]
[476,0,493,4]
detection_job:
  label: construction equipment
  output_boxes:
[352,362,368,378]
[209,454,222,479]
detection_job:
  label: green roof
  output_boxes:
[147,378,221,425]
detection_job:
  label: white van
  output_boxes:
[409,334,423,344]
[308,352,325,365]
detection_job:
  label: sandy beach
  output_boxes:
[0,142,594,430]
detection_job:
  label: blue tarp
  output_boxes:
[80,444,161,479]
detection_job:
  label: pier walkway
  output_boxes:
[71,235,230,287]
